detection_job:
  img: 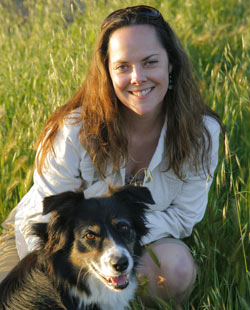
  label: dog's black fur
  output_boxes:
[0,185,154,310]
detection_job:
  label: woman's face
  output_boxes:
[108,25,172,118]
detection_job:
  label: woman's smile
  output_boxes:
[129,87,154,98]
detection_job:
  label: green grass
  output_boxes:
[0,0,249,308]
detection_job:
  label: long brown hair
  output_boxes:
[36,6,222,179]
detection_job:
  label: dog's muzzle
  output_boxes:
[91,252,132,290]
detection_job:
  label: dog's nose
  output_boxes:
[111,256,129,272]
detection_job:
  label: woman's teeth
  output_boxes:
[132,88,152,97]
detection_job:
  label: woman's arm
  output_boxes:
[141,117,221,245]
[15,119,86,258]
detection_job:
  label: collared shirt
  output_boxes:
[15,113,221,259]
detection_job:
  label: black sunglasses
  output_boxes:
[101,5,161,29]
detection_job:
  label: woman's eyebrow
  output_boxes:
[111,53,160,65]
[112,60,129,65]
[142,53,160,61]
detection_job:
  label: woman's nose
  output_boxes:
[130,66,147,85]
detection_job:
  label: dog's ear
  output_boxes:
[114,186,154,241]
[41,191,84,253]
[114,185,155,205]
[43,191,84,216]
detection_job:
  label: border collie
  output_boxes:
[0,185,154,310]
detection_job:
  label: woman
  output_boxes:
[0,5,222,309]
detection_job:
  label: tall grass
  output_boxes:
[0,0,249,308]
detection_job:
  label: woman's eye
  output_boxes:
[86,232,96,240]
[145,60,158,66]
[116,64,128,71]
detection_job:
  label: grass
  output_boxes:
[0,0,249,308]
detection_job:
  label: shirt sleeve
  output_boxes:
[141,117,221,245]
[35,122,84,195]
[15,119,86,258]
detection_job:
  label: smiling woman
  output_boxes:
[107,24,173,178]
[0,4,223,310]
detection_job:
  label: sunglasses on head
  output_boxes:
[101,5,161,29]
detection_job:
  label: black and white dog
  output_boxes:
[0,185,154,310]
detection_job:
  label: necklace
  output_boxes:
[125,168,145,186]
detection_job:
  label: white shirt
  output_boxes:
[15,114,220,259]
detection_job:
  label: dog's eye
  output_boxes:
[86,232,96,240]
[116,222,130,232]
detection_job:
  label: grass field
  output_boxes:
[0,0,249,309]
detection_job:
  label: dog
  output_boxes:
[0,185,154,310]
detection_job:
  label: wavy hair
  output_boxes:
[36,7,222,179]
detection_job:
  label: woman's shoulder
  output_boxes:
[52,109,85,155]
[203,115,221,136]
[59,109,83,139]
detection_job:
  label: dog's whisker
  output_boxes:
[76,266,90,288]
[132,254,142,263]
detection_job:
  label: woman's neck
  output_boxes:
[122,106,165,177]
[122,106,165,136]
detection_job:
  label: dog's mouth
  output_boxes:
[107,274,129,290]
[91,265,129,290]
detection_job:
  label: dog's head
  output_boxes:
[33,185,154,292]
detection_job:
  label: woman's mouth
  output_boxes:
[129,87,153,97]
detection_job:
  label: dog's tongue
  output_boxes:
[108,274,129,289]
[111,275,127,286]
